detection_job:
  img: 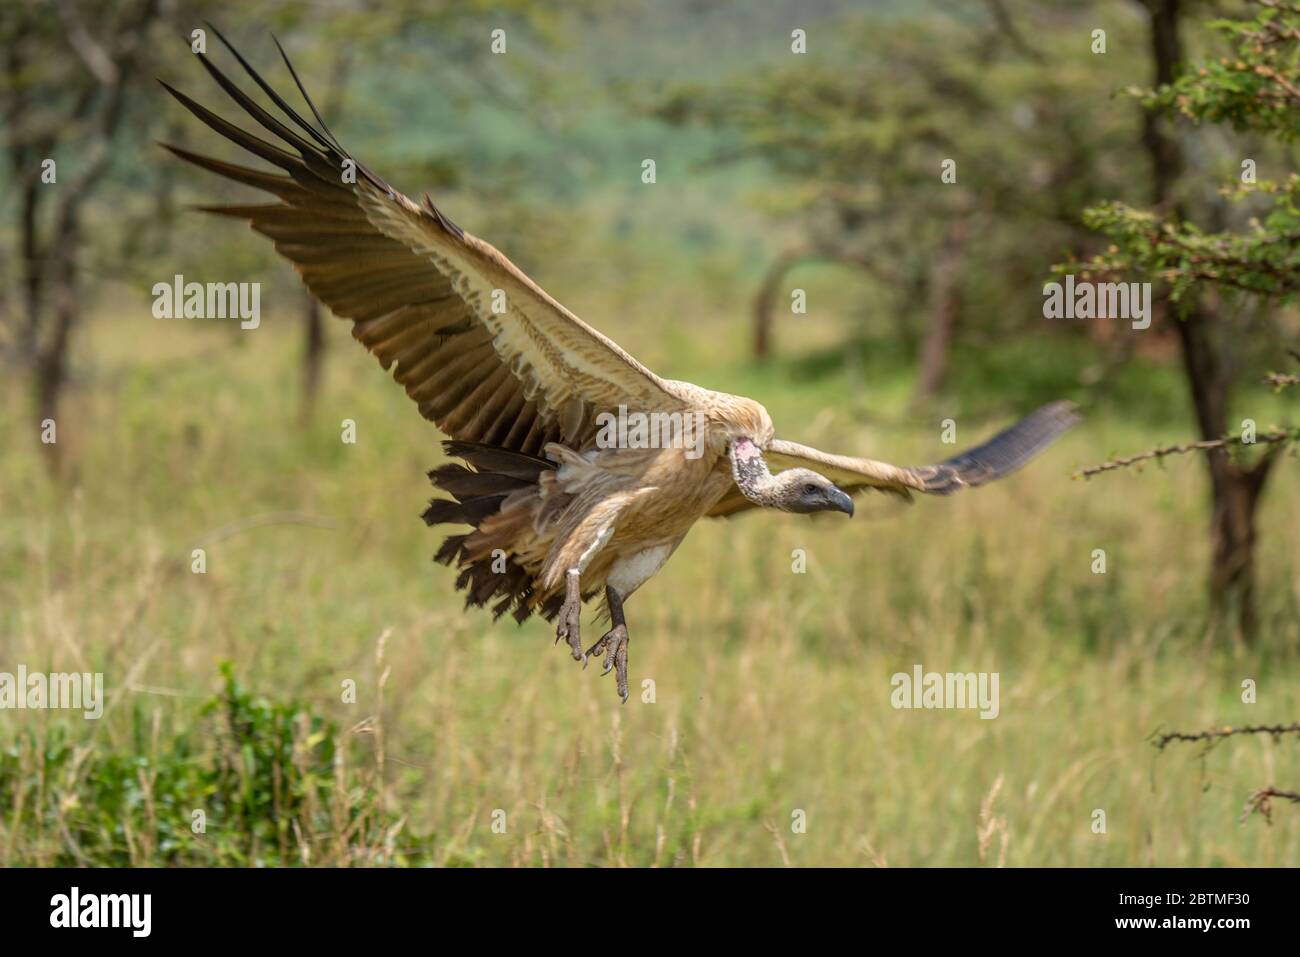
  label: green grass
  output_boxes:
[1,293,1298,867]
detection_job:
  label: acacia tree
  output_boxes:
[1068,0,1300,641]
[0,0,170,471]
[0,0,589,453]
[654,5,1142,404]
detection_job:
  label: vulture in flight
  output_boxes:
[162,31,1080,701]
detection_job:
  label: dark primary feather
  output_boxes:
[159,33,563,454]
[209,24,336,153]
[914,400,1081,494]
[269,33,345,152]
[162,29,678,461]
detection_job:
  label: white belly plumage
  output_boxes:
[606,543,675,596]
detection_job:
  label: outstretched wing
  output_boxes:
[162,28,689,458]
[708,401,1080,517]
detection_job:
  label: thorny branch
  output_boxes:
[1152,723,1300,824]
[1073,430,1296,478]
[1151,722,1300,751]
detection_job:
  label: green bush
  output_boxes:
[0,663,429,867]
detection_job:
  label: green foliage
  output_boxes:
[0,663,425,866]
[1077,177,1300,300]
[1069,2,1300,302]
[1138,3,1300,140]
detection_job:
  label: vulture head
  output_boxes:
[729,438,854,517]
[769,468,856,516]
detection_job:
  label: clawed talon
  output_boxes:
[586,624,629,703]
[556,580,631,702]
[556,599,584,663]
[555,570,585,663]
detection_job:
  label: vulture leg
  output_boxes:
[555,569,585,663]
[585,585,630,703]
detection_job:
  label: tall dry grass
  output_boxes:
[1,298,1297,866]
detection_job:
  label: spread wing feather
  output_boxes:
[708,401,1080,517]
[162,28,689,458]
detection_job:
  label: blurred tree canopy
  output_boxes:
[652,2,1147,398]
[0,0,589,456]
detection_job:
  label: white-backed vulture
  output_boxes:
[162,32,1080,701]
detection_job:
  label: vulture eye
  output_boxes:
[803,483,819,495]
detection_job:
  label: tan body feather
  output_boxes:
[468,392,772,614]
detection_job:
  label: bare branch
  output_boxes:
[1242,786,1300,824]
[982,0,1045,62]
[1074,430,1296,479]
[55,0,119,86]
[192,513,340,548]
[1151,721,1300,751]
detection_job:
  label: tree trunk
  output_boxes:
[1172,309,1275,641]
[5,0,163,475]
[752,250,808,360]
[911,219,968,408]
[296,50,352,418]
[751,248,887,361]
[33,226,81,476]
[1206,458,1270,640]
[1141,0,1271,640]
[300,294,326,424]
[19,174,43,362]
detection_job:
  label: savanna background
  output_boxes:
[1,0,1298,867]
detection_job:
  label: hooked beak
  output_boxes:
[828,486,855,517]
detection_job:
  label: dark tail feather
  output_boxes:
[425,442,557,622]
[433,534,467,566]
[441,441,553,481]
[422,495,505,527]
[427,464,533,498]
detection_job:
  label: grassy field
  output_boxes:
[2,286,1298,867]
